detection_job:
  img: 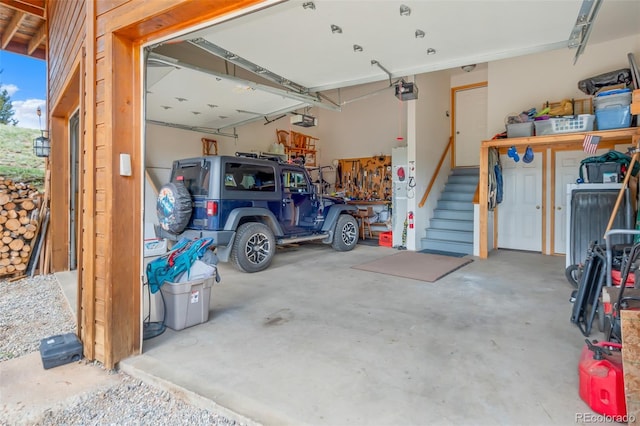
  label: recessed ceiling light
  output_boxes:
[191,111,201,115]
[400,4,411,16]
[302,1,315,10]
[415,29,425,39]
[219,115,228,119]
[331,24,342,34]
[175,97,187,102]
[353,44,363,52]
[161,105,172,110]
[426,48,436,55]
[207,104,218,108]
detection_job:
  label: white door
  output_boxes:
[553,148,609,254]
[498,152,543,251]
[454,86,488,167]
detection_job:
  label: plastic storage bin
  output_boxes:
[594,88,632,110]
[144,238,167,257]
[534,114,595,135]
[160,277,213,330]
[585,162,621,183]
[595,88,632,130]
[506,122,534,138]
[379,231,392,247]
[596,105,631,130]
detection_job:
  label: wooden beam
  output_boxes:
[479,146,489,258]
[27,21,46,55]
[482,128,640,149]
[541,147,547,254]
[621,309,640,425]
[1,10,25,49]
[81,0,97,362]
[1,39,45,59]
[0,0,45,18]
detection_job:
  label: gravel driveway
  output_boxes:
[0,274,245,425]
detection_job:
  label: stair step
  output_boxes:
[451,167,479,176]
[436,200,474,211]
[444,183,477,194]
[447,174,479,185]
[420,238,473,255]
[430,218,474,231]
[440,192,474,202]
[425,228,473,243]
[433,209,474,221]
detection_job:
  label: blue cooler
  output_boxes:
[594,88,632,130]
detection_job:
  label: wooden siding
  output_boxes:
[47,0,84,274]
[48,0,84,109]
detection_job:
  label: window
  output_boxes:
[225,162,276,192]
[283,170,309,192]
[172,160,210,195]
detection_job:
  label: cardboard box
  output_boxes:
[632,89,640,115]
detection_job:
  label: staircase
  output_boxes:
[420,167,479,255]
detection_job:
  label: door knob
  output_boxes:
[536,205,540,209]
[557,206,562,210]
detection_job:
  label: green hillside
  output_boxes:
[0,124,46,186]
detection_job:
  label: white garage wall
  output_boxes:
[488,34,639,136]
[315,80,407,164]
[412,70,455,247]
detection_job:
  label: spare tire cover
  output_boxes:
[157,182,192,234]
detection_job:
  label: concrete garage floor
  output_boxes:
[118,245,597,426]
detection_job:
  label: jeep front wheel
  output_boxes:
[231,222,276,273]
[332,214,358,251]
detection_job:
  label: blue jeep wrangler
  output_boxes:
[156,153,359,272]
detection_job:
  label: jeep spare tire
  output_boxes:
[157,182,192,234]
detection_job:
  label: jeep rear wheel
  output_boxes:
[332,214,358,251]
[231,222,276,273]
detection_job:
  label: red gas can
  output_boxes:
[578,340,626,418]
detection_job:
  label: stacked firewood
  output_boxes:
[0,177,41,276]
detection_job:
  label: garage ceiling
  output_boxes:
[146,0,640,135]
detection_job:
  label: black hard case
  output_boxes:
[39,333,83,369]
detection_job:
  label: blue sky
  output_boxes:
[0,50,46,130]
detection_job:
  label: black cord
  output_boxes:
[142,281,166,340]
